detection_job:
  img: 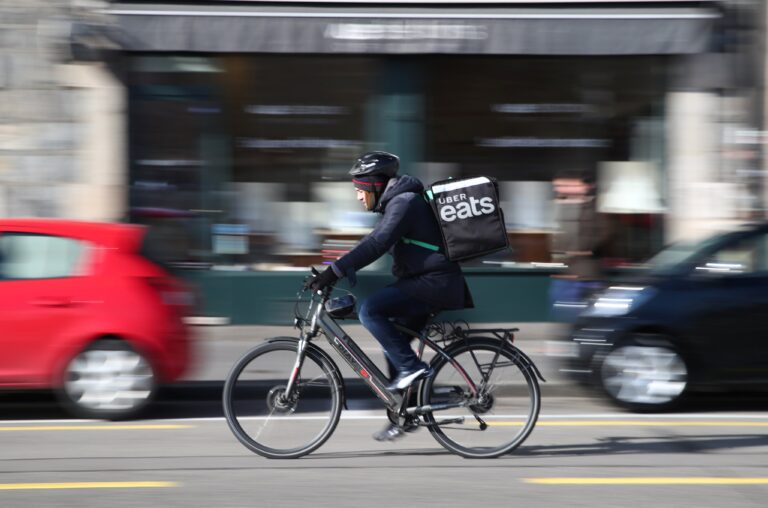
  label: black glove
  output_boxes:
[307,266,339,292]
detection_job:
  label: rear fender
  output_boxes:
[266,337,347,410]
[508,345,547,383]
[441,337,547,384]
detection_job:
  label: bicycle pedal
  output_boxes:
[473,414,488,430]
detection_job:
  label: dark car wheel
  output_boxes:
[58,339,157,420]
[598,338,688,412]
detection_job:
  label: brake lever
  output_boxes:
[301,267,320,293]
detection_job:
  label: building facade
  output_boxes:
[1,0,765,322]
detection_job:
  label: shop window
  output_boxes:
[424,56,668,266]
[128,54,670,271]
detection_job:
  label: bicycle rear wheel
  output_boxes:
[222,339,342,459]
[420,338,540,458]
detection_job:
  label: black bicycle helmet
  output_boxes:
[349,151,399,178]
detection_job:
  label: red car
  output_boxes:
[0,219,194,419]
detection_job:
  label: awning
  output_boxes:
[103,3,720,55]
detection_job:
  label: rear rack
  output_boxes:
[451,326,518,343]
[437,323,546,383]
[427,321,519,345]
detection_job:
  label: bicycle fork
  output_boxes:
[282,333,309,401]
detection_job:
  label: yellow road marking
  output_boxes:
[488,421,768,427]
[0,481,177,491]
[0,424,193,432]
[524,477,768,485]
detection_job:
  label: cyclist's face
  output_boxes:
[356,189,375,211]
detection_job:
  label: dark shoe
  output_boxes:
[386,365,434,392]
[372,423,406,442]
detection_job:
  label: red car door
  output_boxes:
[0,232,90,385]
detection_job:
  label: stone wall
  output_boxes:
[0,0,126,220]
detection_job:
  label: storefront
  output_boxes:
[97,1,756,323]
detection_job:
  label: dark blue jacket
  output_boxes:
[332,175,473,310]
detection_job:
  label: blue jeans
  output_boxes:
[358,287,436,377]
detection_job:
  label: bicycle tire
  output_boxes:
[420,338,540,458]
[222,339,343,459]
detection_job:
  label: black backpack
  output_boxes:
[403,176,509,262]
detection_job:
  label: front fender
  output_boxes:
[266,337,347,410]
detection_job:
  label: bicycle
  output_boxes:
[222,272,545,459]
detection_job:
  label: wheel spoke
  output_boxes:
[252,406,279,442]
[298,374,333,388]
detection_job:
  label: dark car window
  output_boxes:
[647,241,701,274]
[694,232,768,275]
[647,234,724,275]
[0,233,86,280]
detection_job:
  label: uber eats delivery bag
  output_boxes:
[423,176,509,262]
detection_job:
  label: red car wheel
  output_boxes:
[58,339,157,419]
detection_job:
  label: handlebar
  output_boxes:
[305,266,338,297]
[296,267,339,335]
[298,268,335,311]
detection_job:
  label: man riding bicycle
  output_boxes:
[307,151,474,441]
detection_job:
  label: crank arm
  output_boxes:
[406,401,466,416]
[473,413,488,430]
[419,417,465,427]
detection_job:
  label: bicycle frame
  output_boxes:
[289,288,479,415]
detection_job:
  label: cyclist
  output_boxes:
[307,151,473,441]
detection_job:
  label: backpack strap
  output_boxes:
[402,190,441,252]
[402,237,441,252]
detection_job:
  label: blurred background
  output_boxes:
[3,3,768,505]
[0,0,764,325]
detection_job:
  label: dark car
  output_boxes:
[561,222,768,411]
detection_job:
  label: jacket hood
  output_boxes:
[376,175,424,212]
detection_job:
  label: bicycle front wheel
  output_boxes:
[420,338,540,458]
[222,339,342,459]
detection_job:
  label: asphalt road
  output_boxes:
[3,394,768,508]
[2,324,768,507]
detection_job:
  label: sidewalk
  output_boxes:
[197,322,565,343]
[186,322,583,397]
